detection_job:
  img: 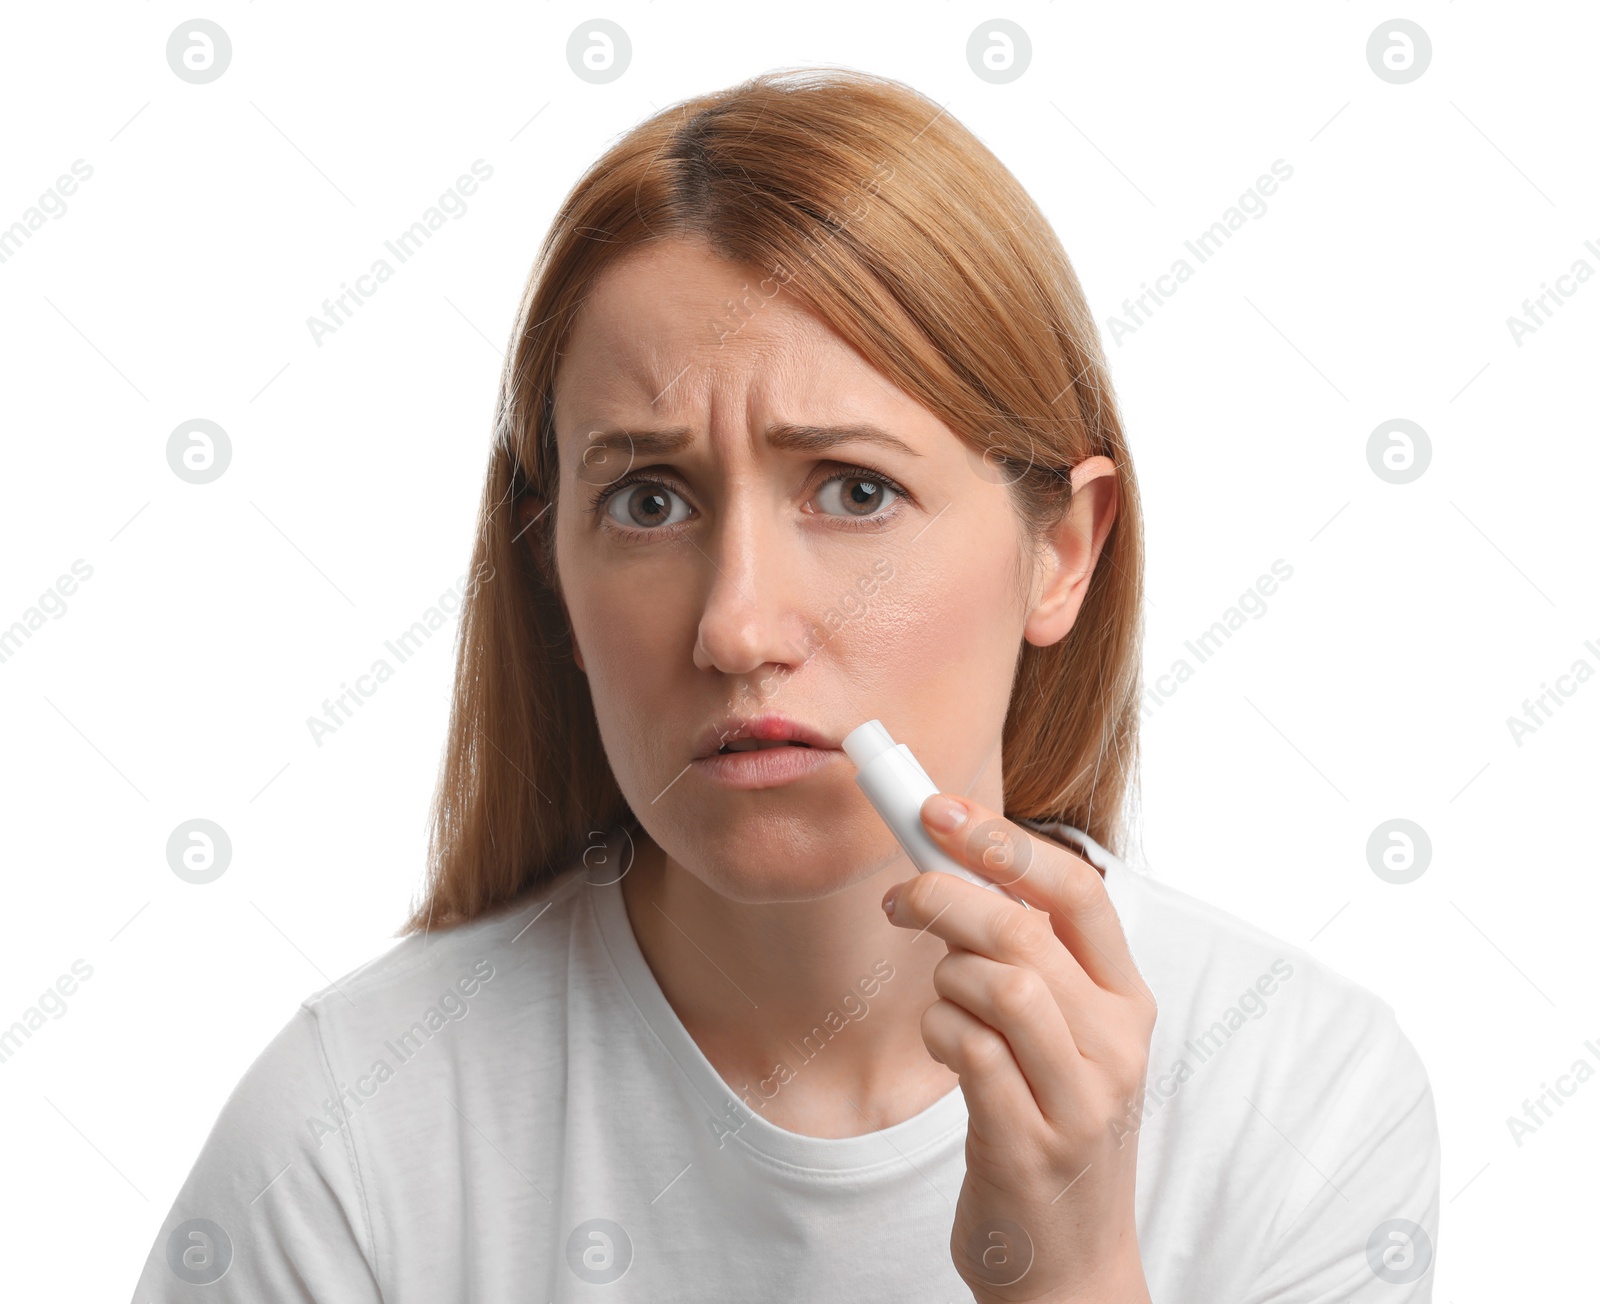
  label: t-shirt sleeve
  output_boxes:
[1240,1003,1441,1303]
[126,1002,385,1303]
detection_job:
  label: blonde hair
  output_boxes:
[398,66,1144,936]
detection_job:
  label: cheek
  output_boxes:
[833,522,1023,690]
[833,531,1021,789]
[562,565,690,793]
[568,568,688,686]
[555,519,689,690]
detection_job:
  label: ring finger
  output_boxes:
[932,947,1085,1121]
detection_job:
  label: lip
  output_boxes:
[690,712,844,790]
[691,743,844,789]
[692,713,838,760]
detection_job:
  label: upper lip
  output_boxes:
[693,713,839,759]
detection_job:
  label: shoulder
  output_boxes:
[129,859,597,1298]
[1114,852,1420,1064]
[303,860,590,1014]
[182,854,594,1159]
[1128,860,1437,1156]
[286,858,594,1087]
[1079,838,1440,1295]
[149,854,596,1192]
[1032,823,1419,1054]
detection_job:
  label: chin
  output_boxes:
[643,798,906,901]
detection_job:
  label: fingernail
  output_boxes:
[923,794,968,833]
[881,885,900,916]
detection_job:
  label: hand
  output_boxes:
[879,793,1156,1304]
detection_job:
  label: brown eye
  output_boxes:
[602,481,692,530]
[816,474,898,519]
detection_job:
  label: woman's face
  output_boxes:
[544,236,1091,901]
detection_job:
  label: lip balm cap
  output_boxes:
[842,719,896,770]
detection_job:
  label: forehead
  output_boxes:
[551,238,904,431]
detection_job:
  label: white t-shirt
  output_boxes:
[128,820,1441,1302]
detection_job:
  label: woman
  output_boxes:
[130,68,1439,1302]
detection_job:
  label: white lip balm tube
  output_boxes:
[843,719,1028,907]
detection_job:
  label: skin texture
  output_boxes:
[524,236,1149,1301]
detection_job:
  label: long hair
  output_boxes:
[397,66,1144,936]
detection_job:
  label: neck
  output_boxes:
[616,794,1005,1135]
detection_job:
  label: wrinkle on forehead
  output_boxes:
[553,244,931,465]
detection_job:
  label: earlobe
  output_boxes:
[1022,456,1120,648]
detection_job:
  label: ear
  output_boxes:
[1022,455,1120,649]
[516,496,586,673]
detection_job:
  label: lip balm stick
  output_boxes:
[843,719,1029,908]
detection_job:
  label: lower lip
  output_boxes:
[692,745,843,789]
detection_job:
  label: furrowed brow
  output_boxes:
[764,423,921,459]
[575,428,694,459]
[571,422,921,461]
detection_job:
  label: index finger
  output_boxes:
[921,793,1148,1000]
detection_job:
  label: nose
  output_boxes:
[692,496,811,678]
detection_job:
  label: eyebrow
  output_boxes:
[569,422,922,461]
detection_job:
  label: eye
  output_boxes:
[814,471,901,521]
[599,479,693,531]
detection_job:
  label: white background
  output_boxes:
[1,2,1595,1299]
